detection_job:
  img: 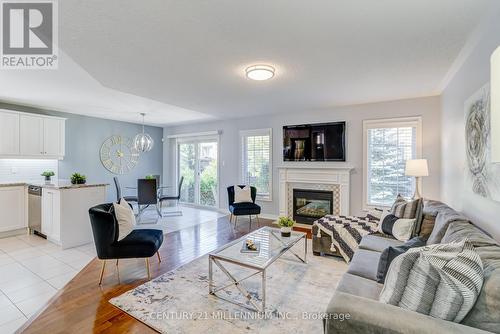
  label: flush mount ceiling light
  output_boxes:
[245,64,275,81]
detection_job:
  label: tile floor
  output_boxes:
[0,234,96,334]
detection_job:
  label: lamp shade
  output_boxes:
[405,159,429,177]
[492,46,500,163]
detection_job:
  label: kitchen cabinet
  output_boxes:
[0,186,27,232]
[42,188,61,242]
[43,117,65,156]
[0,109,65,159]
[20,114,44,155]
[0,111,20,155]
[42,185,106,249]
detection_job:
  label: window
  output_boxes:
[363,117,422,208]
[240,128,272,200]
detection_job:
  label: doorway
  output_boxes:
[177,138,218,208]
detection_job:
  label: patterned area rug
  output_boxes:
[110,241,347,333]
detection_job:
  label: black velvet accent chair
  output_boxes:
[227,185,261,228]
[88,203,163,285]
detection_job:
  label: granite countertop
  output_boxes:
[0,182,27,188]
[0,180,109,189]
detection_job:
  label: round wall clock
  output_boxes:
[100,135,140,174]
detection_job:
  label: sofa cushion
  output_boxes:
[336,273,383,300]
[376,236,426,283]
[426,201,470,244]
[461,245,500,333]
[359,234,404,252]
[442,221,498,247]
[347,249,381,281]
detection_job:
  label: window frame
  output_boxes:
[362,117,422,210]
[239,128,273,201]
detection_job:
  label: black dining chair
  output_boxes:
[88,203,163,284]
[113,177,138,203]
[227,185,261,228]
[158,176,184,216]
[137,178,161,221]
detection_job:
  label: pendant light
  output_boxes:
[134,113,154,152]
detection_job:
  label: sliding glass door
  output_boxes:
[178,138,218,207]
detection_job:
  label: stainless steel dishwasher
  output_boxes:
[28,185,46,238]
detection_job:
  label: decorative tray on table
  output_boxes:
[240,239,260,253]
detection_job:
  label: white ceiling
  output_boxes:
[0,0,497,126]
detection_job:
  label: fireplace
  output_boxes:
[293,189,333,224]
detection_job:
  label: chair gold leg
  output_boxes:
[99,260,106,285]
[230,213,233,222]
[234,216,238,227]
[257,215,260,226]
[157,251,162,263]
[249,215,252,229]
[145,258,151,280]
[115,259,119,266]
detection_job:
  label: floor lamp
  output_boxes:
[405,159,429,199]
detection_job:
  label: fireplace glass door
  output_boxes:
[293,189,333,224]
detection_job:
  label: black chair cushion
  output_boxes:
[230,203,261,216]
[111,229,163,259]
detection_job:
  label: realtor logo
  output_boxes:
[1,0,58,69]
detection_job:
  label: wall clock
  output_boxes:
[100,135,140,174]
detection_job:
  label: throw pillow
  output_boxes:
[113,198,136,241]
[390,194,422,219]
[418,213,437,240]
[234,185,253,203]
[379,213,416,241]
[379,240,484,323]
[376,236,426,283]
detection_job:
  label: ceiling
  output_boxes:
[1,0,498,126]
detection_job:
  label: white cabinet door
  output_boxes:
[20,115,44,155]
[0,186,26,232]
[0,111,20,155]
[43,118,64,156]
[42,188,61,243]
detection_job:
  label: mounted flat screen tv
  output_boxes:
[283,121,346,161]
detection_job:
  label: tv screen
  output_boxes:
[283,121,346,161]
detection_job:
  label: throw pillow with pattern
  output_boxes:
[379,240,484,323]
[378,213,416,241]
[391,195,423,237]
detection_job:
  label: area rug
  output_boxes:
[109,241,347,333]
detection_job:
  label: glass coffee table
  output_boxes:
[208,226,307,312]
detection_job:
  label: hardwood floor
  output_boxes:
[20,216,300,334]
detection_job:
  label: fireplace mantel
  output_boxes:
[278,166,353,220]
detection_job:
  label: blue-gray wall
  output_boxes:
[0,102,163,202]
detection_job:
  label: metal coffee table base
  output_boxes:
[208,237,307,313]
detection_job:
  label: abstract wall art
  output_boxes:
[464,83,500,202]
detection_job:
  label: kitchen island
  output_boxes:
[0,181,107,249]
[38,181,108,249]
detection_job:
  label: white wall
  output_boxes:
[441,7,500,241]
[164,96,441,217]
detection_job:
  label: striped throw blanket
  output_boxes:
[314,215,379,263]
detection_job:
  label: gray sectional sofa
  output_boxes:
[321,200,500,333]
